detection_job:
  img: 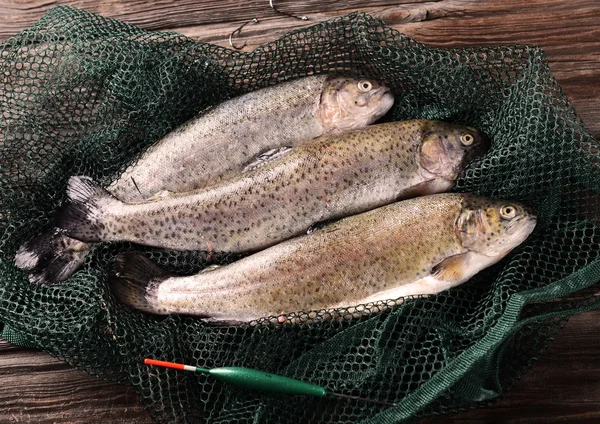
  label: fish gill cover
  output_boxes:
[0,6,599,423]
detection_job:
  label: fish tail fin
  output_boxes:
[111,253,173,315]
[56,176,120,242]
[14,230,91,285]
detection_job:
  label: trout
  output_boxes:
[112,75,394,200]
[111,193,537,322]
[55,120,490,252]
[16,75,393,284]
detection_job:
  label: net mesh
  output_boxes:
[1,6,599,423]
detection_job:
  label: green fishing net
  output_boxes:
[1,6,599,423]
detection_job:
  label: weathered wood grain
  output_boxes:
[423,308,600,423]
[0,340,150,423]
[1,0,598,136]
[0,0,429,38]
[0,0,599,423]
[2,309,600,423]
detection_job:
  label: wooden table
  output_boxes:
[0,1,598,422]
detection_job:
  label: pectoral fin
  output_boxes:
[199,264,221,273]
[431,253,469,282]
[147,190,174,201]
[243,146,293,172]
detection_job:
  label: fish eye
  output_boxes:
[460,133,475,146]
[357,80,373,92]
[500,205,517,220]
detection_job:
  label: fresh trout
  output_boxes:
[16,75,393,284]
[112,75,394,200]
[111,193,537,322]
[56,120,490,252]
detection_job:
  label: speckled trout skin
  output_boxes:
[56,120,490,252]
[111,74,394,201]
[15,74,393,284]
[111,194,537,322]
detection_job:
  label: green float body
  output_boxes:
[199,366,328,398]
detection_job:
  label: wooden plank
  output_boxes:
[2,309,600,423]
[0,0,597,136]
[0,0,598,422]
[422,308,600,423]
[0,339,151,423]
[0,0,431,39]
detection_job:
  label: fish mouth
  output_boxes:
[496,216,537,257]
[381,89,395,106]
[367,87,395,119]
[373,86,393,100]
[367,85,390,101]
[523,215,538,234]
[506,215,537,239]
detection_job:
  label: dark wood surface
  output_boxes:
[0,0,598,422]
[2,310,600,424]
[0,339,149,423]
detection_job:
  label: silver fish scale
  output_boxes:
[89,120,474,252]
[15,74,394,285]
[109,75,329,202]
[154,194,468,321]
